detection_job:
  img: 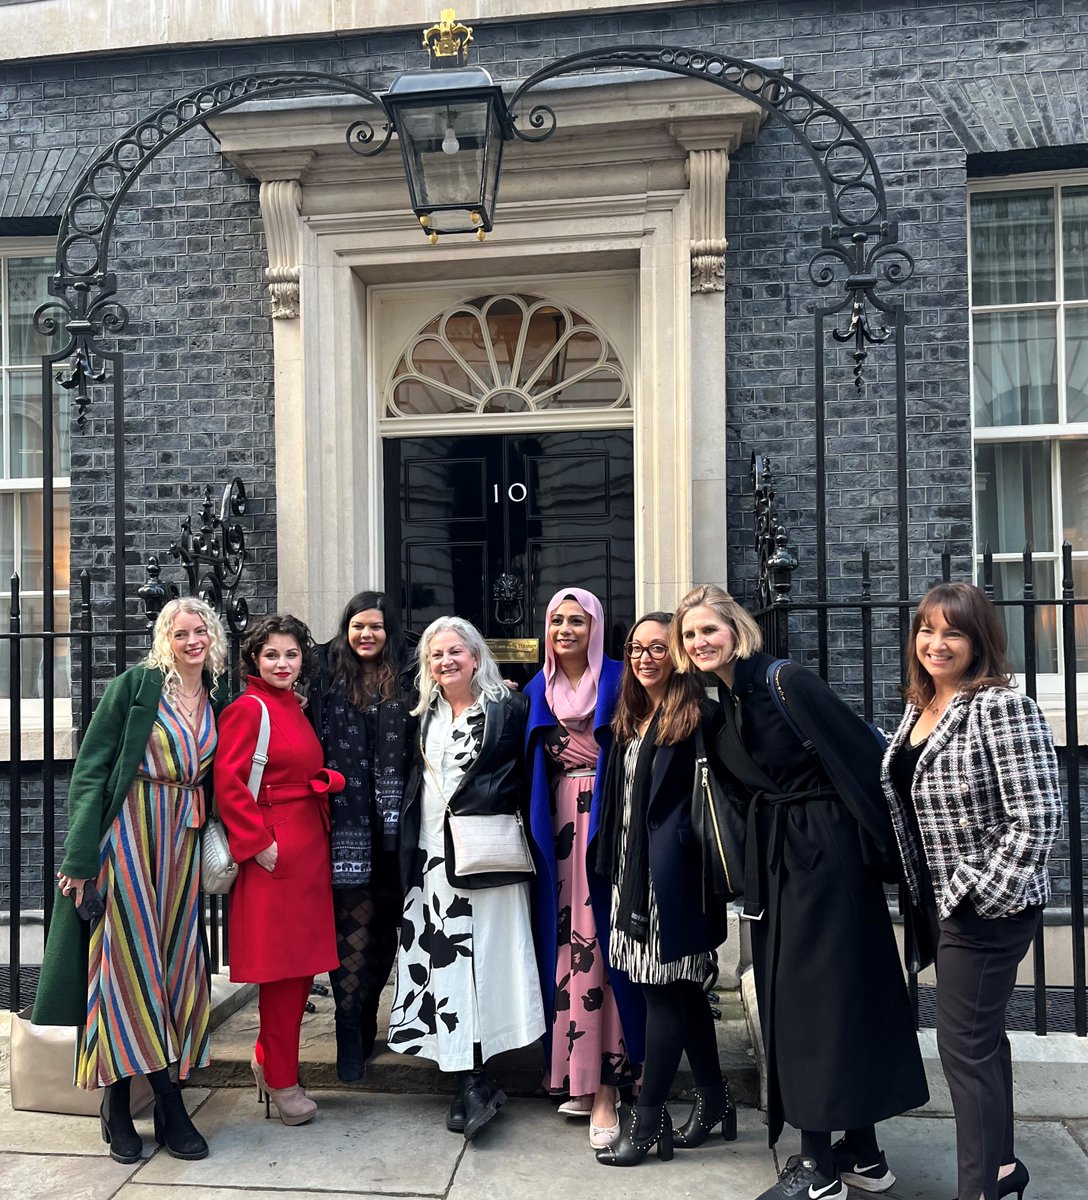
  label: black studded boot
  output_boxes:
[674,1081,737,1147]
[595,1104,674,1166]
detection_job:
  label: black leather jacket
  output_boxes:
[399,690,531,890]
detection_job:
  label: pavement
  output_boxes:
[3,977,1087,1200]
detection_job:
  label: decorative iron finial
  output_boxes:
[423,9,473,67]
[167,478,251,635]
[138,555,179,630]
[751,453,799,610]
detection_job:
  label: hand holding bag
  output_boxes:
[201,694,270,894]
[692,723,747,906]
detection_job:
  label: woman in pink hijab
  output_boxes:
[525,589,644,1148]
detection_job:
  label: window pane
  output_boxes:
[1072,559,1088,672]
[974,442,1053,554]
[5,256,52,365]
[0,491,12,581]
[6,371,70,478]
[0,595,72,700]
[972,310,1057,426]
[971,190,1055,305]
[1066,306,1088,422]
[1063,187,1088,302]
[1060,441,1088,551]
[18,489,69,594]
[984,560,1057,675]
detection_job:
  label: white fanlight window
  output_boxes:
[384,291,631,421]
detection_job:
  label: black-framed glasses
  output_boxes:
[625,641,669,660]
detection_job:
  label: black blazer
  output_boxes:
[603,702,729,963]
[400,690,531,890]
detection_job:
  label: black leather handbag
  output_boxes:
[691,723,747,907]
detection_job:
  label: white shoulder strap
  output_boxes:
[245,696,271,801]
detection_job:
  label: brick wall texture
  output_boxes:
[1,1,1086,908]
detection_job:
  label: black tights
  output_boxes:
[801,1125,880,1181]
[328,854,400,1058]
[638,980,722,1107]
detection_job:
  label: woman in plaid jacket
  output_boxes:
[881,582,1062,1200]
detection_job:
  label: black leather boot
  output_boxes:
[674,1081,737,1147]
[100,1076,142,1164]
[462,1069,506,1141]
[148,1070,208,1160]
[595,1104,674,1167]
[446,1074,468,1133]
[334,1016,366,1084]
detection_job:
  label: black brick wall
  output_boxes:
[2,1,1086,909]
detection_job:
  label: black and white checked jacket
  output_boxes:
[881,687,1062,920]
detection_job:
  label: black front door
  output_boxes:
[384,430,634,669]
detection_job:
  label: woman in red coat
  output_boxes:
[214,614,343,1126]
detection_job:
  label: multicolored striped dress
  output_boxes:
[77,693,215,1087]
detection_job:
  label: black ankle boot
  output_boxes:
[674,1081,737,1147]
[100,1077,142,1164]
[595,1104,674,1166]
[148,1071,208,1161]
[446,1074,468,1133]
[334,1016,366,1084]
[462,1068,506,1141]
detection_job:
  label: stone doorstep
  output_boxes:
[192,973,761,1107]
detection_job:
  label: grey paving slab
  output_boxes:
[448,1101,779,1200]
[1065,1118,1088,1155]
[0,1085,208,1156]
[133,1087,462,1195]
[116,1190,395,1200]
[0,1150,138,1199]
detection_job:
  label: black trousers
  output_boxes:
[925,900,1041,1200]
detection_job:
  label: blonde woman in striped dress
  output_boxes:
[34,597,228,1163]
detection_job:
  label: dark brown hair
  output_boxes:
[330,590,405,707]
[241,613,317,693]
[612,612,704,745]
[903,582,1013,708]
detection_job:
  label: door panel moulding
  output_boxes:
[205,74,768,635]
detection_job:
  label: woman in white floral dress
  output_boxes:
[388,616,544,1141]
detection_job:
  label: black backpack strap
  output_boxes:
[765,659,816,754]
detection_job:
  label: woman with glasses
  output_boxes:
[525,588,642,1149]
[674,585,928,1200]
[593,613,733,1168]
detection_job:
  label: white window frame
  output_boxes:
[968,171,1088,740]
[1,237,74,759]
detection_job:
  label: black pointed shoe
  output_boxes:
[595,1104,674,1167]
[674,1081,737,1147]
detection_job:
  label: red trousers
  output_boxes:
[256,976,313,1089]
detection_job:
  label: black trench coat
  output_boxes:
[712,653,928,1145]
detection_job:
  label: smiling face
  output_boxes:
[549,599,591,671]
[428,630,478,701]
[171,611,211,673]
[257,633,303,691]
[348,608,388,663]
[680,604,736,680]
[628,620,674,701]
[915,605,974,692]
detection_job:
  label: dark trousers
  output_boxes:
[638,979,722,1106]
[925,901,1041,1200]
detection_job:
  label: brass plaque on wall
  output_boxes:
[486,638,540,664]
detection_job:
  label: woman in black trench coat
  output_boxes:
[674,585,928,1200]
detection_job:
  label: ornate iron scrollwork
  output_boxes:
[506,46,914,388]
[36,72,390,425]
[492,573,525,630]
[140,478,251,633]
[752,453,799,610]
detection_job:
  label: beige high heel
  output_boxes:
[267,1084,317,1126]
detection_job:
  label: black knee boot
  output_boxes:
[147,1069,208,1160]
[100,1076,142,1164]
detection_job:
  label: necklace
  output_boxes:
[174,683,204,719]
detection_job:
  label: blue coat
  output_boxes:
[524,659,645,1066]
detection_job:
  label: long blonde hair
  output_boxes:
[145,597,227,699]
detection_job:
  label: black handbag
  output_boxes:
[692,723,747,906]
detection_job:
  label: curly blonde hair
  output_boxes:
[145,597,228,699]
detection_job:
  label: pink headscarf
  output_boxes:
[543,587,606,728]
